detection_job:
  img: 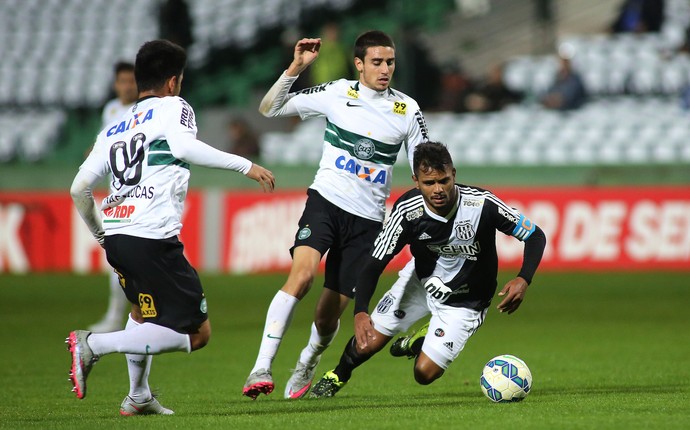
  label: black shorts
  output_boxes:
[292,189,382,298]
[104,234,208,334]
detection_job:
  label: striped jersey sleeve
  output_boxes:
[460,186,536,241]
[371,193,424,261]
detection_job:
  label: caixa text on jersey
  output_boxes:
[334,155,386,184]
[106,109,154,137]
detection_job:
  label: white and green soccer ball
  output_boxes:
[480,354,532,402]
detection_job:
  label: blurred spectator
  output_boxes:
[309,22,351,85]
[101,62,137,127]
[228,117,260,159]
[540,55,587,111]
[432,63,474,113]
[610,0,665,33]
[464,62,523,112]
[159,0,193,49]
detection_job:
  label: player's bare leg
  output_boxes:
[244,246,321,399]
[285,289,349,398]
[413,353,445,385]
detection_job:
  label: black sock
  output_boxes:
[410,337,424,356]
[333,336,373,383]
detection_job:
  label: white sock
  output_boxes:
[104,271,128,323]
[88,322,191,356]
[250,290,299,373]
[298,320,340,366]
[124,315,152,402]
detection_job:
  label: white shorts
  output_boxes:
[370,259,488,370]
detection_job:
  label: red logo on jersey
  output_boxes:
[104,205,135,219]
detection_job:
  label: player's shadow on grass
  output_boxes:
[208,393,482,417]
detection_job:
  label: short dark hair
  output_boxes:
[134,40,187,92]
[413,142,453,176]
[114,61,134,76]
[354,30,395,61]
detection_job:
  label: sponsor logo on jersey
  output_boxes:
[106,109,154,136]
[103,205,136,223]
[180,100,195,129]
[376,293,395,314]
[455,220,475,240]
[386,225,404,254]
[463,198,483,207]
[414,110,430,141]
[297,82,331,95]
[418,232,432,240]
[335,156,387,184]
[200,297,208,314]
[427,242,481,259]
[138,293,157,317]
[406,207,424,221]
[443,341,454,351]
[346,101,362,107]
[347,86,359,98]
[498,206,518,224]
[434,328,445,337]
[353,139,375,160]
[393,101,407,115]
[394,310,406,319]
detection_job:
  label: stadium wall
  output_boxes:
[1,186,689,275]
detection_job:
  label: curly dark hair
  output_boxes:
[413,141,453,176]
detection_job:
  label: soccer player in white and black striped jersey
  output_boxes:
[309,141,546,397]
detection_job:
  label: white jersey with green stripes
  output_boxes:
[80,96,196,239]
[289,79,429,221]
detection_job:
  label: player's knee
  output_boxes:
[313,315,338,334]
[190,332,210,351]
[284,269,315,298]
[413,360,444,385]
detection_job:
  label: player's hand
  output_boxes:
[287,38,321,76]
[354,312,376,350]
[497,277,529,314]
[246,163,275,193]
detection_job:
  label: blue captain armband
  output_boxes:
[512,214,535,241]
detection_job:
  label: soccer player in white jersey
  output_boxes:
[67,40,275,415]
[89,61,138,334]
[309,141,547,397]
[243,30,430,400]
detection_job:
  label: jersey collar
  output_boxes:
[131,95,159,112]
[353,81,394,99]
[422,185,460,223]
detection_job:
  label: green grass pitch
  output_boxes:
[1,271,688,429]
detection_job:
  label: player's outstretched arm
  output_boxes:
[286,38,321,77]
[497,277,529,314]
[245,163,275,193]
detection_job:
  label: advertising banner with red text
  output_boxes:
[0,192,201,274]
[0,186,688,274]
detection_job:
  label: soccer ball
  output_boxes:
[480,354,532,402]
